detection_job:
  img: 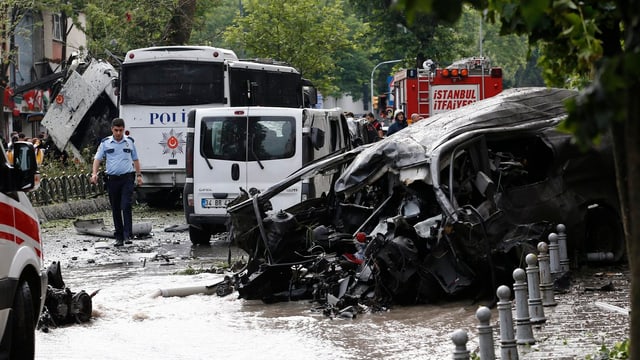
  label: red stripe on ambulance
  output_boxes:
[0,203,40,244]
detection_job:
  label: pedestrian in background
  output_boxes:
[386,110,408,136]
[379,110,390,127]
[409,113,423,125]
[30,137,45,166]
[365,112,384,141]
[90,118,143,247]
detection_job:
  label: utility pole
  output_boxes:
[370,59,402,114]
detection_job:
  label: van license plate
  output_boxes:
[201,198,231,208]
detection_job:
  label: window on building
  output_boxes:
[52,14,63,41]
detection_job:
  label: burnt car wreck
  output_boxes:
[225,87,624,313]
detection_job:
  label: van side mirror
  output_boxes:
[310,127,325,150]
[303,86,317,108]
[302,78,317,108]
[11,142,39,192]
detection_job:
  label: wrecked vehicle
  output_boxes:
[41,52,119,160]
[37,262,93,332]
[226,87,623,310]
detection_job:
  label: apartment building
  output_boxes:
[1,9,87,143]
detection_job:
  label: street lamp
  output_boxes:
[370,59,402,114]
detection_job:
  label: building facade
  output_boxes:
[1,9,86,144]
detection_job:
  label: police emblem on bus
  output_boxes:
[159,129,185,157]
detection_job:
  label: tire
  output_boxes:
[212,224,228,235]
[189,225,211,245]
[9,281,36,360]
[585,203,625,262]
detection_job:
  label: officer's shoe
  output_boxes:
[113,240,124,247]
[124,238,133,244]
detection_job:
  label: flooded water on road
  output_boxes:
[34,207,630,360]
[35,260,480,360]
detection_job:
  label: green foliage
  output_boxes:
[83,0,221,59]
[325,7,374,100]
[348,0,536,95]
[562,51,639,148]
[483,0,619,88]
[84,0,174,57]
[223,0,355,96]
[189,0,238,49]
[455,5,540,88]
[392,0,466,25]
[585,339,630,360]
[39,145,94,178]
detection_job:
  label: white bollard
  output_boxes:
[547,232,561,275]
[587,252,615,262]
[556,224,570,272]
[537,242,557,307]
[476,306,496,360]
[497,285,519,360]
[512,268,536,345]
[525,253,546,324]
[451,329,470,359]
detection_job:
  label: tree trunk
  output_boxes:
[625,103,640,360]
[612,114,636,358]
[620,1,640,357]
[164,0,197,45]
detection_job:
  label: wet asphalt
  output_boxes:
[35,202,630,359]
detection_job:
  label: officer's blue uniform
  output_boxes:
[95,135,139,242]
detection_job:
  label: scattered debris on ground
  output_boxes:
[212,88,624,315]
[37,262,95,332]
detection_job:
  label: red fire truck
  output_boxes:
[392,57,503,119]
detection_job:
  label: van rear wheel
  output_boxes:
[9,281,36,360]
[189,225,211,245]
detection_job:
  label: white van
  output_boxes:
[0,142,47,359]
[183,107,351,244]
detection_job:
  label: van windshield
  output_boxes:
[201,116,296,161]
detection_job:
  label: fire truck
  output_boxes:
[392,57,503,119]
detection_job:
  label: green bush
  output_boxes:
[586,339,629,360]
[39,145,95,178]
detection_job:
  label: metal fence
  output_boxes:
[28,173,107,206]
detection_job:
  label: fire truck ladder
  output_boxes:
[417,69,433,117]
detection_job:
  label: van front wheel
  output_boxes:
[9,281,36,360]
[189,225,211,245]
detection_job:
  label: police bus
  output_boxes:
[118,46,315,205]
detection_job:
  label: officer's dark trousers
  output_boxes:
[106,173,135,241]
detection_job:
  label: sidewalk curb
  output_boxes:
[35,197,112,223]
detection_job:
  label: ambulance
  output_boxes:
[0,141,47,359]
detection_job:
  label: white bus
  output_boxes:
[118,46,315,205]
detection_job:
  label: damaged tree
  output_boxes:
[225,87,623,314]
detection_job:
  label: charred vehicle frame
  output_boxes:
[224,88,624,312]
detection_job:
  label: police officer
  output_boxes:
[90,118,143,247]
